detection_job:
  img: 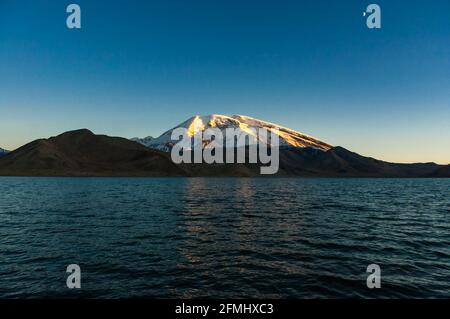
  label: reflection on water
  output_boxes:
[0,177,449,298]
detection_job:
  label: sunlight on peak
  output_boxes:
[187,116,206,137]
[178,114,333,150]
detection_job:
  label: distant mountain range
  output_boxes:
[0,115,449,177]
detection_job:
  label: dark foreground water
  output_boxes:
[0,177,449,298]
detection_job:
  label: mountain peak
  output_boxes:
[50,129,95,140]
[133,114,333,152]
[61,128,94,136]
[0,129,185,176]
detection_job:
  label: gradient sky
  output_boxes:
[1,0,449,163]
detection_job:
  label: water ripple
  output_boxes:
[0,177,449,298]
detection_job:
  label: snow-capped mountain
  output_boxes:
[2,128,448,177]
[130,136,154,147]
[132,114,332,152]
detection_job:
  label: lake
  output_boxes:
[0,177,449,298]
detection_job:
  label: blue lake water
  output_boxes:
[0,177,449,298]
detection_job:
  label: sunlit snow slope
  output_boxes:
[132,114,332,152]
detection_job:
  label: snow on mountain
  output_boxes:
[130,136,154,147]
[132,114,333,152]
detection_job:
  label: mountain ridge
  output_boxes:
[133,114,333,152]
[0,129,186,176]
[0,115,448,177]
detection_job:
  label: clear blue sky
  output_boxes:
[1,0,449,163]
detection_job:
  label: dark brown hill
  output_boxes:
[278,146,449,177]
[0,129,186,176]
